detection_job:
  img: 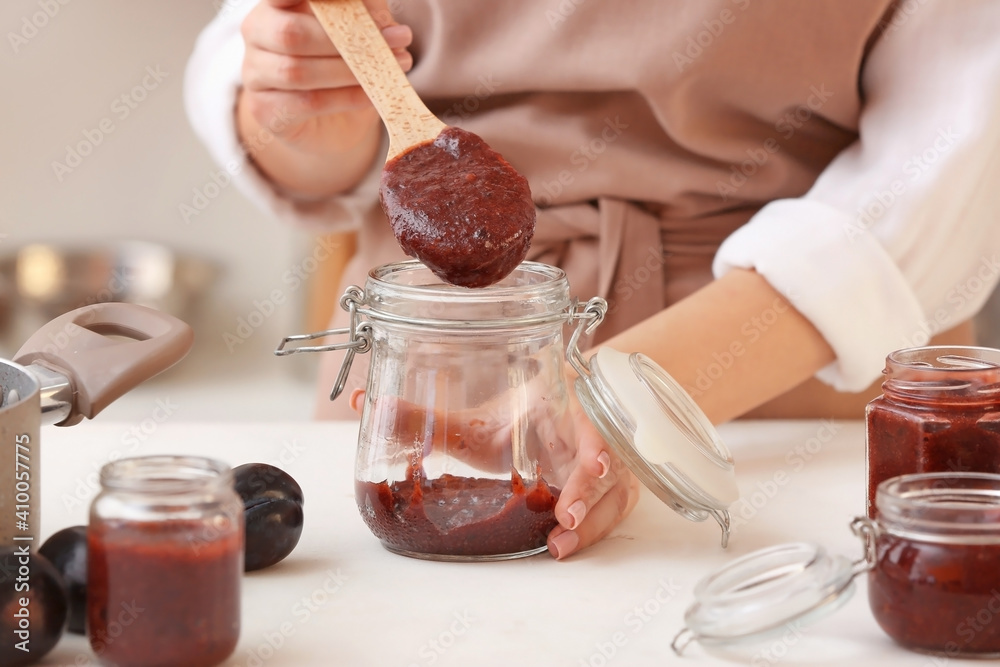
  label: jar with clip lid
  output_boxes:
[672,471,1000,659]
[277,260,739,560]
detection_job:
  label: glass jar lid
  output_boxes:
[671,542,860,654]
[573,347,739,546]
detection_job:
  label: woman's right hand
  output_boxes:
[237,0,413,194]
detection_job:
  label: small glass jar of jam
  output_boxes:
[277,260,738,560]
[866,346,1000,516]
[868,472,1000,656]
[672,472,1000,659]
[87,455,243,667]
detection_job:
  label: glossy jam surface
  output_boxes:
[869,533,1000,656]
[87,519,242,667]
[866,398,1000,515]
[380,126,535,288]
[356,465,559,558]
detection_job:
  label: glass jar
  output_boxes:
[866,346,1000,517]
[673,472,1000,659]
[868,472,1000,656]
[277,260,738,560]
[87,456,243,667]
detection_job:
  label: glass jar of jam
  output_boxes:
[672,472,1000,659]
[866,346,1000,516]
[277,260,738,560]
[87,455,243,667]
[868,472,1000,656]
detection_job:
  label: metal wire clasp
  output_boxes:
[850,516,880,574]
[566,297,608,377]
[274,286,373,400]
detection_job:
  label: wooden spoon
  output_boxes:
[308,0,536,288]
[308,0,444,161]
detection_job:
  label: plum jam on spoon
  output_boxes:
[309,0,535,287]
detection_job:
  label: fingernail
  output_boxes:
[381,24,412,48]
[566,500,587,530]
[550,530,579,560]
[597,452,611,478]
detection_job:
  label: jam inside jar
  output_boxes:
[87,456,243,667]
[866,346,1000,517]
[347,261,601,561]
[869,472,1000,657]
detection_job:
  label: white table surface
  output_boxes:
[31,419,983,667]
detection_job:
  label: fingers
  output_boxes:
[244,5,413,58]
[240,87,373,133]
[546,405,640,560]
[349,389,365,415]
[245,3,338,56]
[548,473,640,560]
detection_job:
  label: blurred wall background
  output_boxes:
[0,0,319,420]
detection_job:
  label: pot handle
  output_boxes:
[12,303,194,426]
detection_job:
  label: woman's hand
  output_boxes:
[546,385,641,560]
[237,0,413,195]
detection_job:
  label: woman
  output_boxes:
[185,0,1000,559]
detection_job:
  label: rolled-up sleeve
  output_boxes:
[713,0,1000,391]
[182,2,382,232]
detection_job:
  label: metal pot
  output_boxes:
[1,302,193,548]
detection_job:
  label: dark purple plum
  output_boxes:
[233,463,304,571]
[39,526,87,634]
[0,548,68,666]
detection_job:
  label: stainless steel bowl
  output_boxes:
[0,241,218,347]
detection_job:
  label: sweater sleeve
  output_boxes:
[713,0,1000,391]
[181,2,383,233]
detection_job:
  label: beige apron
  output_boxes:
[314,0,896,418]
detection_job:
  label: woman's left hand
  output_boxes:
[546,394,641,560]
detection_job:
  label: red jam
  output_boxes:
[87,519,242,667]
[865,347,1000,516]
[869,534,1000,655]
[356,464,560,558]
[380,126,536,288]
[866,402,1000,514]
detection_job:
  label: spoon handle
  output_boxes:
[309,0,446,160]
